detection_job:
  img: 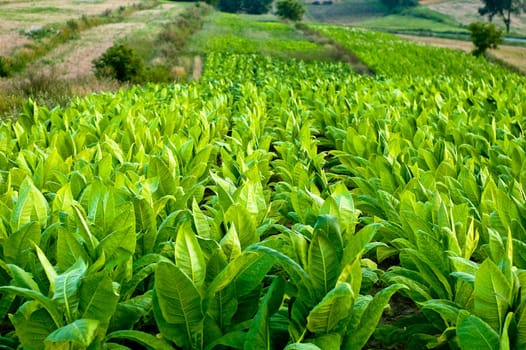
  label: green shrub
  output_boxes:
[468,21,503,56]
[0,56,13,77]
[93,44,145,83]
[276,0,305,21]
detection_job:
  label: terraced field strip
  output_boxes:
[0,0,142,55]
[399,34,526,74]
[31,3,184,79]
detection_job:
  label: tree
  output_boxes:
[218,0,241,13]
[218,0,272,14]
[379,0,418,11]
[468,21,503,56]
[243,0,273,14]
[478,0,526,33]
[275,0,305,21]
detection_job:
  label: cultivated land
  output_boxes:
[2,1,526,349]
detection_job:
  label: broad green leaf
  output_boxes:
[96,203,136,269]
[4,221,40,267]
[343,284,406,349]
[339,224,378,274]
[307,282,354,334]
[1,286,63,327]
[8,264,40,291]
[205,330,246,350]
[10,301,57,350]
[457,314,499,350]
[420,299,462,324]
[106,330,174,350]
[244,277,285,350]
[175,221,206,288]
[284,343,322,350]
[109,291,152,332]
[474,259,512,332]
[307,230,339,298]
[79,272,119,326]
[34,244,57,294]
[500,312,514,350]
[220,224,242,262]
[53,259,87,324]
[56,226,90,272]
[225,204,258,250]
[247,245,315,305]
[10,177,48,232]
[154,261,203,346]
[44,318,99,349]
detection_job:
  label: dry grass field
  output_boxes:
[0,0,140,55]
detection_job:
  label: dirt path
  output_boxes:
[398,34,526,74]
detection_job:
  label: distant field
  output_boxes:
[0,0,141,55]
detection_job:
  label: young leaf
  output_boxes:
[53,259,87,324]
[343,284,406,349]
[457,314,499,350]
[307,282,354,335]
[105,330,174,350]
[45,318,99,349]
[154,261,203,346]
[10,177,49,232]
[175,221,206,288]
[244,277,285,350]
[474,259,512,332]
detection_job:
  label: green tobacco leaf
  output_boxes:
[225,204,258,250]
[8,264,40,291]
[44,318,99,349]
[474,259,512,332]
[307,230,339,299]
[175,221,206,288]
[109,291,152,332]
[1,286,63,328]
[96,202,136,269]
[154,261,203,347]
[133,195,157,255]
[56,226,90,272]
[79,272,119,326]
[106,330,174,350]
[34,244,57,294]
[4,221,40,267]
[10,177,48,232]
[205,330,246,350]
[284,343,322,350]
[10,301,57,350]
[307,282,354,335]
[53,259,87,324]
[244,277,285,350]
[420,299,462,325]
[343,284,406,350]
[247,245,315,305]
[340,224,378,274]
[457,314,499,350]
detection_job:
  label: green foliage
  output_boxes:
[276,0,305,21]
[379,0,418,11]
[93,44,145,83]
[468,21,503,56]
[2,19,526,350]
[217,0,272,14]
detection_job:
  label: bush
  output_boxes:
[0,57,13,77]
[276,0,305,21]
[468,21,503,56]
[243,0,273,14]
[93,44,145,83]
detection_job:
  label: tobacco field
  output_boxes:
[0,23,526,350]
